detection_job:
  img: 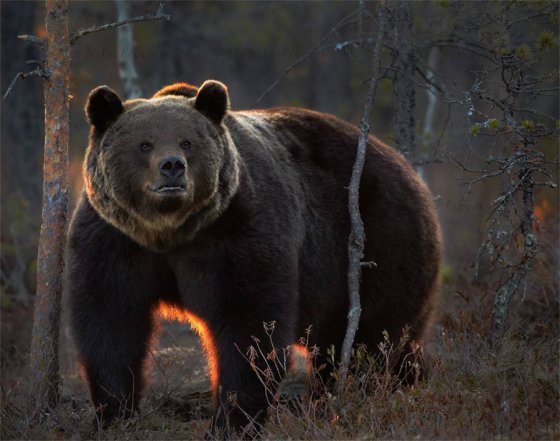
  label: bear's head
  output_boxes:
[83,80,240,252]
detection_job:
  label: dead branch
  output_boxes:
[70,1,170,45]
[17,34,45,45]
[257,8,363,102]
[3,35,48,99]
[337,2,387,394]
[3,65,49,99]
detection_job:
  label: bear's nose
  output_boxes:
[159,156,186,178]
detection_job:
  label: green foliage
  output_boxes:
[537,30,556,50]
[488,118,500,129]
[521,119,536,131]
[470,124,480,135]
[515,43,532,61]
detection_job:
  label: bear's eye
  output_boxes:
[139,142,153,152]
[180,140,191,150]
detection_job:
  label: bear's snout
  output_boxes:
[159,156,186,179]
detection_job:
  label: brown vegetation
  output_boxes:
[2,229,557,439]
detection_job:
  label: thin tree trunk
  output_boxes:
[115,0,142,98]
[338,3,386,393]
[491,169,537,340]
[392,1,416,163]
[418,46,439,179]
[28,0,70,414]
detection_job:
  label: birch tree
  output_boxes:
[115,0,143,99]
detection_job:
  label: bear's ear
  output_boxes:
[85,86,124,131]
[153,82,199,98]
[194,80,229,124]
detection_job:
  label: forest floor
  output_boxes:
[1,256,558,440]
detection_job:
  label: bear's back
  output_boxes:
[226,107,410,182]
[220,107,441,348]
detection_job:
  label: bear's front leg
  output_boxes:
[67,202,169,428]
[70,292,156,428]
[209,321,295,439]
[196,269,300,440]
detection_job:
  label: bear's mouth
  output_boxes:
[151,184,186,194]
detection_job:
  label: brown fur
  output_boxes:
[68,80,442,436]
[152,82,199,98]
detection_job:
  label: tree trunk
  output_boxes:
[391,1,416,163]
[115,0,142,99]
[28,0,70,414]
[418,45,439,179]
[491,168,537,341]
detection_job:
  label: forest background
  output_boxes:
[1,1,558,439]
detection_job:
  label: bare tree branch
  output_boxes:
[70,2,170,45]
[3,35,48,99]
[257,8,363,102]
[3,65,49,99]
[17,34,45,45]
[337,2,387,394]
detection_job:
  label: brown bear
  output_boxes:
[67,80,442,436]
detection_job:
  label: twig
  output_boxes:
[17,34,45,45]
[3,66,49,99]
[70,2,170,45]
[257,8,362,102]
[412,157,444,167]
[3,73,25,99]
[337,2,387,394]
[431,39,498,64]
[3,34,48,99]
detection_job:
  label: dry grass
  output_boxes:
[1,250,558,440]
